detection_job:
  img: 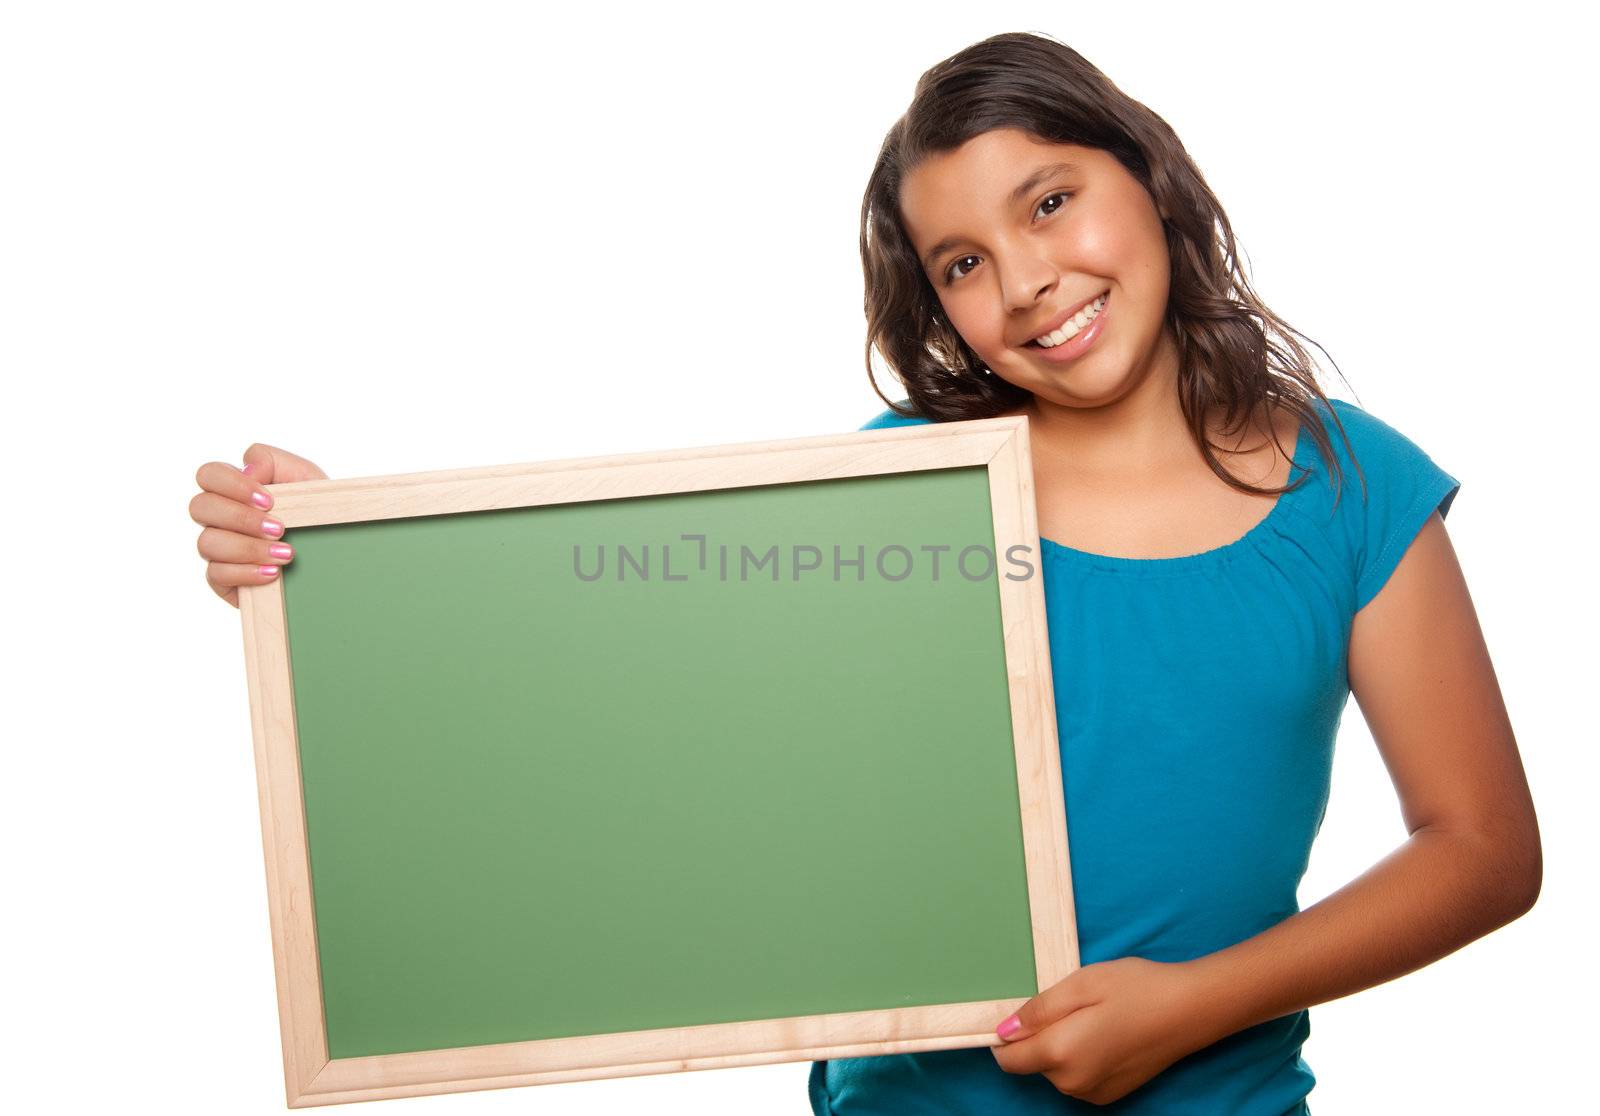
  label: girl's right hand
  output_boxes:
[191,442,328,608]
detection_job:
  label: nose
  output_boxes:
[998,251,1058,315]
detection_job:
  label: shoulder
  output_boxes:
[1321,396,1431,463]
[1310,397,1459,514]
[857,401,933,431]
[1300,396,1462,613]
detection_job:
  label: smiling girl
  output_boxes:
[804,31,1540,1115]
[187,28,1540,1116]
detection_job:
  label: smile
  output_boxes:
[1021,290,1111,365]
[1027,291,1109,348]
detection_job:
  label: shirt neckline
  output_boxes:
[1038,418,1312,573]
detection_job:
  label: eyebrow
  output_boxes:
[918,161,1080,274]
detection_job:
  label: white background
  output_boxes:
[5,2,1593,1112]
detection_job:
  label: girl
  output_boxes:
[188,31,1540,1115]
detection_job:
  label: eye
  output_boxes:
[1034,191,1071,219]
[939,192,1071,286]
[944,254,981,284]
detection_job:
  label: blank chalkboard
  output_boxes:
[238,416,1077,1107]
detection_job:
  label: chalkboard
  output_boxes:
[238,415,1078,1107]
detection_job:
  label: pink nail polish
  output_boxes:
[251,491,272,510]
[258,565,279,577]
[242,463,255,476]
[269,544,292,559]
[262,518,284,538]
[996,1014,1020,1040]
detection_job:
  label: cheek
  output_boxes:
[1067,215,1156,284]
[1059,219,1120,276]
[941,296,1007,355]
[1064,194,1170,288]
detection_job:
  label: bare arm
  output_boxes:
[1180,510,1541,1041]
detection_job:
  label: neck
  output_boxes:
[1022,330,1198,478]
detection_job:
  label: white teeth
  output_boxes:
[1032,293,1108,348]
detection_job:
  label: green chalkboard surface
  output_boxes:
[241,417,1076,1105]
[282,465,1034,1058]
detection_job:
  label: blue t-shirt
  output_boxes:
[809,396,1461,1116]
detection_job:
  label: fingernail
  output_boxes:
[996,1014,1021,1040]
[262,518,284,538]
[258,565,279,577]
[269,544,293,560]
[251,490,273,510]
[242,463,255,476]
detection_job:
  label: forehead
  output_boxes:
[898,130,1105,246]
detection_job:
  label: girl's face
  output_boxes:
[898,129,1176,409]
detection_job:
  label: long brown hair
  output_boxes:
[861,31,1360,503]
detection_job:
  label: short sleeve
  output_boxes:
[1326,399,1462,612]
[857,401,931,431]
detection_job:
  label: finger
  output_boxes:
[188,491,285,541]
[205,560,283,608]
[1044,1067,1095,1102]
[195,459,275,515]
[240,444,275,486]
[196,526,294,567]
[242,442,328,485]
[991,1025,1069,1078]
[1001,968,1100,1041]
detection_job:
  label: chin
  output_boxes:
[1027,369,1136,407]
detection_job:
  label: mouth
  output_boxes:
[1023,290,1110,349]
[1020,290,1111,364]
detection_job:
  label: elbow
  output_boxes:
[1440,813,1542,924]
[1488,817,1542,922]
[1510,829,1543,918]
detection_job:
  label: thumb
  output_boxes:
[240,442,328,486]
[997,967,1098,1042]
[240,443,276,485]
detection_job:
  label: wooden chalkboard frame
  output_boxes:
[238,414,1078,1107]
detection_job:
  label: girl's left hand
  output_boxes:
[991,956,1216,1105]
